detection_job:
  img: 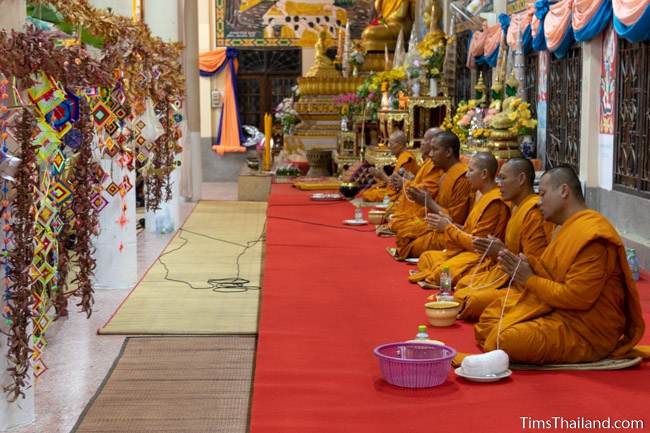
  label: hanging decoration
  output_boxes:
[4,108,37,401]
[507,6,535,55]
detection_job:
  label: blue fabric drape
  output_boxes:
[522,24,534,54]
[551,25,576,59]
[484,47,500,67]
[574,1,613,42]
[533,0,550,51]
[614,3,650,42]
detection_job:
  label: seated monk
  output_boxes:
[394,131,472,258]
[361,130,418,202]
[408,151,510,287]
[381,128,444,236]
[453,158,553,321]
[476,166,648,364]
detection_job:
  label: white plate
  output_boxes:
[405,258,419,264]
[311,193,343,201]
[343,219,368,226]
[454,367,512,382]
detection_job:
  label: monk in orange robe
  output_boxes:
[408,151,510,287]
[476,167,648,364]
[453,158,552,321]
[361,130,419,202]
[394,131,472,258]
[383,128,444,236]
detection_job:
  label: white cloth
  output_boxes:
[461,350,510,376]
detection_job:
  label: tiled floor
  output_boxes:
[9,183,238,433]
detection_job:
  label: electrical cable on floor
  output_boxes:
[157,221,267,294]
[266,215,376,232]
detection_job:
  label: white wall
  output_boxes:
[580,37,603,187]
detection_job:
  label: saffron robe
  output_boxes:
[408,186,510,286]
[387,159,444,235]
[475,209,648,364]
[395,162,472,258]
[360,150,419,202]
[454,194,552,321]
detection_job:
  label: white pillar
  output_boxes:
[144,0,182,229]
[1,3,36,429]
[93,159,138,289]
[579,37,603,187]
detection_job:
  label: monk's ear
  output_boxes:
[559,183,570,199]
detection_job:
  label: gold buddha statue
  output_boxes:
[305,30,341,79]
[361,0,413,52]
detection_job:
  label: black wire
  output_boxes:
[157,222,267,294]
[266,215,376,232]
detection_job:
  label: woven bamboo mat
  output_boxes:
[72,336,256,433]
[99,201,266,335]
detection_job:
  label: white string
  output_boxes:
[495,258,522,351]
[466,238,495,287]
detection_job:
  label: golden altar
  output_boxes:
[408,96,452,148]
[377,109,410,145]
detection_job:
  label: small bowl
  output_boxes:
[367,209,386,225]
[289,160,310,176]
[424,301,461,327]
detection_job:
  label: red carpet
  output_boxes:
[250,184,650,433]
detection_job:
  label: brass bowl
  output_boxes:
[367,209,386,225]
[424,301,461,327]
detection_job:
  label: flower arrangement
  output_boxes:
[502,98,538,136]
[356,77,380,120]
[349,45,365,67]
[274,97,299,135]
[416,33,446,79]
[333,93,362,118]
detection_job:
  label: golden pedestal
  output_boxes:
[364,146,423,168]
[407,97,451,148]
[297,77,365,96]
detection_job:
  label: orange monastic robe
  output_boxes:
[395,162,472,258]
[475,209,648,364]
[408,186,510,286]
[361,150,419,202]
[388,159,444,235]
[454,194,552,321]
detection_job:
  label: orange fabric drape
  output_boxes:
[507,7,534,49]
[467,27,487,68]
[199,48,245,156]
[613,0,650,26]
[544,0,574,52]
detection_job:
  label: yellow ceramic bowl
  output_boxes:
[367,209,386,225]
[424,301,461,327]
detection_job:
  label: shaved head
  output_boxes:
[389,130,407,145]
[423,127,443,141]
[471,151,498,179]
[435,131,460,159]
[541,166,584,202]
[505,157,536,187]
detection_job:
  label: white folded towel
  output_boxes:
[461,350,509,376]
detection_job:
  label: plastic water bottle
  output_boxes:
[354,206,363,222]
[626,248,640,281]
[415,325,429,341]
[383,194,390,205]
[437,265,454,302]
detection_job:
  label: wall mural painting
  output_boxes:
[506,0,529,14]
[600,25,617,135]
[218,0,373,47]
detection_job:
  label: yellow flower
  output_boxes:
[508,112,518,121]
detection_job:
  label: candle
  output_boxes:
[264,113,271,171]
[336,27,344,63]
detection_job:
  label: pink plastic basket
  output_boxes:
[373,342,456,388]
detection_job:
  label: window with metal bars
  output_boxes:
[454,30,472,106]
[546,45,582,173]
[236,48,301,131]
[523,52,538,156]
[614,38,650,197]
